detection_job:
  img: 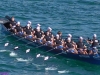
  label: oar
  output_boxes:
[1,33,14,41]
[44,51,65,60]
[26,44,45,53]
[14,40,35,50]
[4,36,25,47]
[36,47,56,58]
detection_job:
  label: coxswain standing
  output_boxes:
[9,17,17,33]
[76,37,88,54]
[87,34,99,56]
[10,17,17,28]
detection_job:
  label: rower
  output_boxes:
[34,24,43,32]
[67,34,72,39]
[28,21,32,26]
[65,34,77,49]
[65,38,78,54]
[34,26,44,44]
[24,21,33,31]
[76,37,88,54]
[14,21,22,35]
[57,31,63,40]
[47,27,54,38]
[87,34,99,55]
[25,24,35,41]
[54,34,64,50]
[43,31,53,46]
[44,27,54,42]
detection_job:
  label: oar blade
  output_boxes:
[14,46,19,50]
[44,56,49,60]
[36,54,40,58]
[4,43,9,47]
[26,49,30,53]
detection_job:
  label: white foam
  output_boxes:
[45,67,57,71]
[0,50,10,52]
[58,70,70,74]
[32,63,46,67]
[16,58,33,62]
[16,58,28,62]
[9,51,17,57]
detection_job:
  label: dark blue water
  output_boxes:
[0,0,100,75]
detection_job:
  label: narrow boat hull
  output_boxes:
[1,16,100,65]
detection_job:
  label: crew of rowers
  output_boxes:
[9,17,100,56]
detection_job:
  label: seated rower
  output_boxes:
[34,26,44,44]
[14,21,22,35]
[54,34,64,50]
[47,27,54,38]
[44,27,54,42]
[57,31,63,40]
[87,34,99,55]
[24,21,33,31]
[25,24,35,41]
[34,24,43,32]
[43,31,53,46]
[67,34,72,39]
[65,34,77,49]
[65,38,78,54]
[76,37,88,55]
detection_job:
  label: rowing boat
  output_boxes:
[1,16,100,65]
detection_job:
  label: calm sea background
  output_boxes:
[0,0,100,75]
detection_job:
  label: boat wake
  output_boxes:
[45,67,57,71]
[9,51,17,57]
[58,70,70,74]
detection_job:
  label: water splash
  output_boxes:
[58,70,70,74]
[45,67,57,71]
[9,51,17,57]
[16,58,33,62]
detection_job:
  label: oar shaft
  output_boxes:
[1,33,14,41]
[12,37,25,43]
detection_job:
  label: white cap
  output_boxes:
[79,36,83,40]
[27,24,30,27]
[67,37,71,41]
[48,27,52,31]
[67,34,72,37]
[93,34,97,37]
[56,34,59,37]
[17,21,20,25]
[37,24,41,27]
[28,21,31,24]
[36,26,40,30]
